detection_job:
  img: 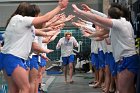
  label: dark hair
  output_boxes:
[121,6,130,21]
[110,3,130,21]
[27,4,40,17]
[92,24,95,28]
[6,2,30,27]
[108,7,122,19]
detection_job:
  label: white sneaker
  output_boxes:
[89,83,94,87]
[87,70,92,73]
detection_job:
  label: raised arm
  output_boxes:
[32,0,68,26]
[81,4,107,18]
[72,4,113,28]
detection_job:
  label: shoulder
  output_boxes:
[59,37,65,41]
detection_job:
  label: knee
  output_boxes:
[24,83,30,92]
[69,65,73,69]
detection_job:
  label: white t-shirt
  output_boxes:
[110,17,136,62]
[90,9,107,18]
[98,40,107,53]
[106,39,113,53]
[84,23,99,54]
[56,36,79,57]
[30,36,43,56]
[91,38,99,54]
[2,15,35,60]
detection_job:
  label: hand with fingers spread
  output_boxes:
[81,4,91,12]
[41,27,54,32]
[49,14,61,23]
[65,15,75,21]
[82,28,93,37]
[59,0,69,10]
[72,22,84,28]
[72,4,82,14]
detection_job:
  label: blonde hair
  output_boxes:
[64,32,72,37]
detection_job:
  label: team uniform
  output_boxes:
[56,36,78,66]
[38,42,47,67]
[105,38,117,76]
[82,22,99,70]
[98,40,106,69]
[110,17,139,74]
[29,36,43,70]
[1,15,35,76]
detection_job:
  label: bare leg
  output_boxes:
[3,70,19,93]
[92,66,99,83]
[93,68,103,88]
[109,76,115,92]
[117,69,136,93]
[29,68,38,93]
[63,65,67,83]
[12,65,30,93]
[69,63,73,82]
[104,65,111,93]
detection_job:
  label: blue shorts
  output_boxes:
[38,57,46,67]
[98,50,105,69]
[107,52,117,76]
[62,55,75,66]
[91,53,99,70]
[2,54,27,76]
[30,55,39,70]
[25,58,30,69]
[0,53,4,71]
[105,52,109,66]
[117,54,140,74]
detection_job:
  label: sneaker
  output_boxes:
[89,83,95,87]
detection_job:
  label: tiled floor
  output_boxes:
[47,73,102,93]
[0,72,102,93]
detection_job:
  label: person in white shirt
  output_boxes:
[1,1,68,93]
[73,20,100,86]
[56,32,79,83]
[72,3,139,93]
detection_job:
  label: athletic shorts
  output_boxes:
[30,55,39,70]
[98,50,105,69]
[117,54,140,74]
[107,52,117,76]
[38,56,46,67]
[25,58,31,69]
[91,53,99,70]
[2,54,27,76]
[62,55,75,66]
[0,53,4,71]
[105,52,109,66]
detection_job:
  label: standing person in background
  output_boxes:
[56,32,79,84]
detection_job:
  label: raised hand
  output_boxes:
[59,0,69,10]
[49,14,61,23]
[81,4,91,12]
[72,4,81,14]
[65,15,75,21]
[72,22,82,27]
[46,49,54,53]
[82,30,92,37]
